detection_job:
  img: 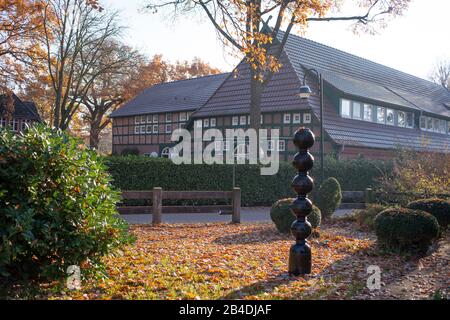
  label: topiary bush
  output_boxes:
[354,204,390,231]
[406,198,450,231]
[270,198,321,234]
[0,125,133,280]
[374,208,439,253]
[315,177,342,219]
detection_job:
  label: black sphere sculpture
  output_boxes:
[288,127,315,275]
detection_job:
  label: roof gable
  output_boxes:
[110,73,229,118]
[0,93,41,121]
[278,31,450,118]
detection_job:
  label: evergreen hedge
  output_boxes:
[104,156,390,207]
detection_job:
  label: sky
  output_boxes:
[102,0,450,81]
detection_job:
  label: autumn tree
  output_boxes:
[42,0,123,130]
[171,56,221,80]
[0,0,47,91]
[145,0,411,130]
[430,58,450,91]
[80,41,143,149]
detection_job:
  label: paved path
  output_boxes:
[121,207,354,224]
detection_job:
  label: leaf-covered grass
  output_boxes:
[1,221,448,300]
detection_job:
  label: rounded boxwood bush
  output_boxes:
[0,125,132,279]
[315,177,342,219]
[406,198,450,230]
[270,198,321,234]
[374,208,439,253]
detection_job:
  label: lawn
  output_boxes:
[1,220,448,300]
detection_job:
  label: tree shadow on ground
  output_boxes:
[213,225,289,245]
[219,239,430,299]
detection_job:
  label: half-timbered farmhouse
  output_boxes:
[0,93,41,133]
[110,31,450,160]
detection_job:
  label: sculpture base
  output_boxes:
[288,242,311,275]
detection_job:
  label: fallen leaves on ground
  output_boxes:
[1,220,448,300]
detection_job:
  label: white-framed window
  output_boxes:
[153,124,159,133]
[260,114,264,124]
[397,111,406,127]
[386,108,394,125]
[166,113,172,123]
[146,125,152,134]
[214,140,222,152]
[135,126,140,134]
[240,115,247,125]
[293,113,301,124]
[268,140,274,151]
[406,112,414,128]
[153,114,159,123]
[232,116,239,126]
[377,107,386,124]
[352,102,362,119]
[433,118,440,132]
[140,125,146,133]
[141,116,146,124]
[165,124,172,133]
[147,115,152,123]
[277,140,286,151]
[420,116,427,130]
[203,118,209,127]
[363,104,372,121]
[179,112,187,122]
[210,118,216,127]
[0,117,6,127]
[195,120,202,128]
[135,116,140,124]
[303,113,311,124]
[223,140,230,151]
[439,119,446,134]
[427,117,433,131]
[247,115,251,125]
[283,113,291,124]
[341,99,351,118]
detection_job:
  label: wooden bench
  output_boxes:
[118,187,241,225]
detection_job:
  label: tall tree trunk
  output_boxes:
[249,69,263,131]
[89,119,101,149]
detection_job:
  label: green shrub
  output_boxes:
[374,208,439,253]
[315,177,342,219]
[105,156,388,207]
[120,148,139,156]
[270,198,321,234]
[354,204,389,230]
[0,125,132,280]
[406,198,450,231]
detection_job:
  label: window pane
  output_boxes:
[203,119,209,127]
[341,99,351,117]
[210,118,216,127]
[303,113,311,123]
[283,113,291,123]
[440,120,446,133]
[153,115,158,123]
[433,118,440,132]
[397,111,405,127]
[427,117,433,130]
[406,113,413,128]
[420,116,426,129]
[386,109,394,125]
[240,116,246,125]
[352,102,361,119]
[141,116,146,123]
[363,104,372,121]
[377,107,385,123]
[147,115,152,123]
[232,116,238,125]
[293,113,301,124]
[153,125,158,133]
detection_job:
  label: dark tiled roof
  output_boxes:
[109,73,229,118]
[0,94,41,121]
[279,31,450,117]
[192,51,310,118]
[275,32,450,151]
